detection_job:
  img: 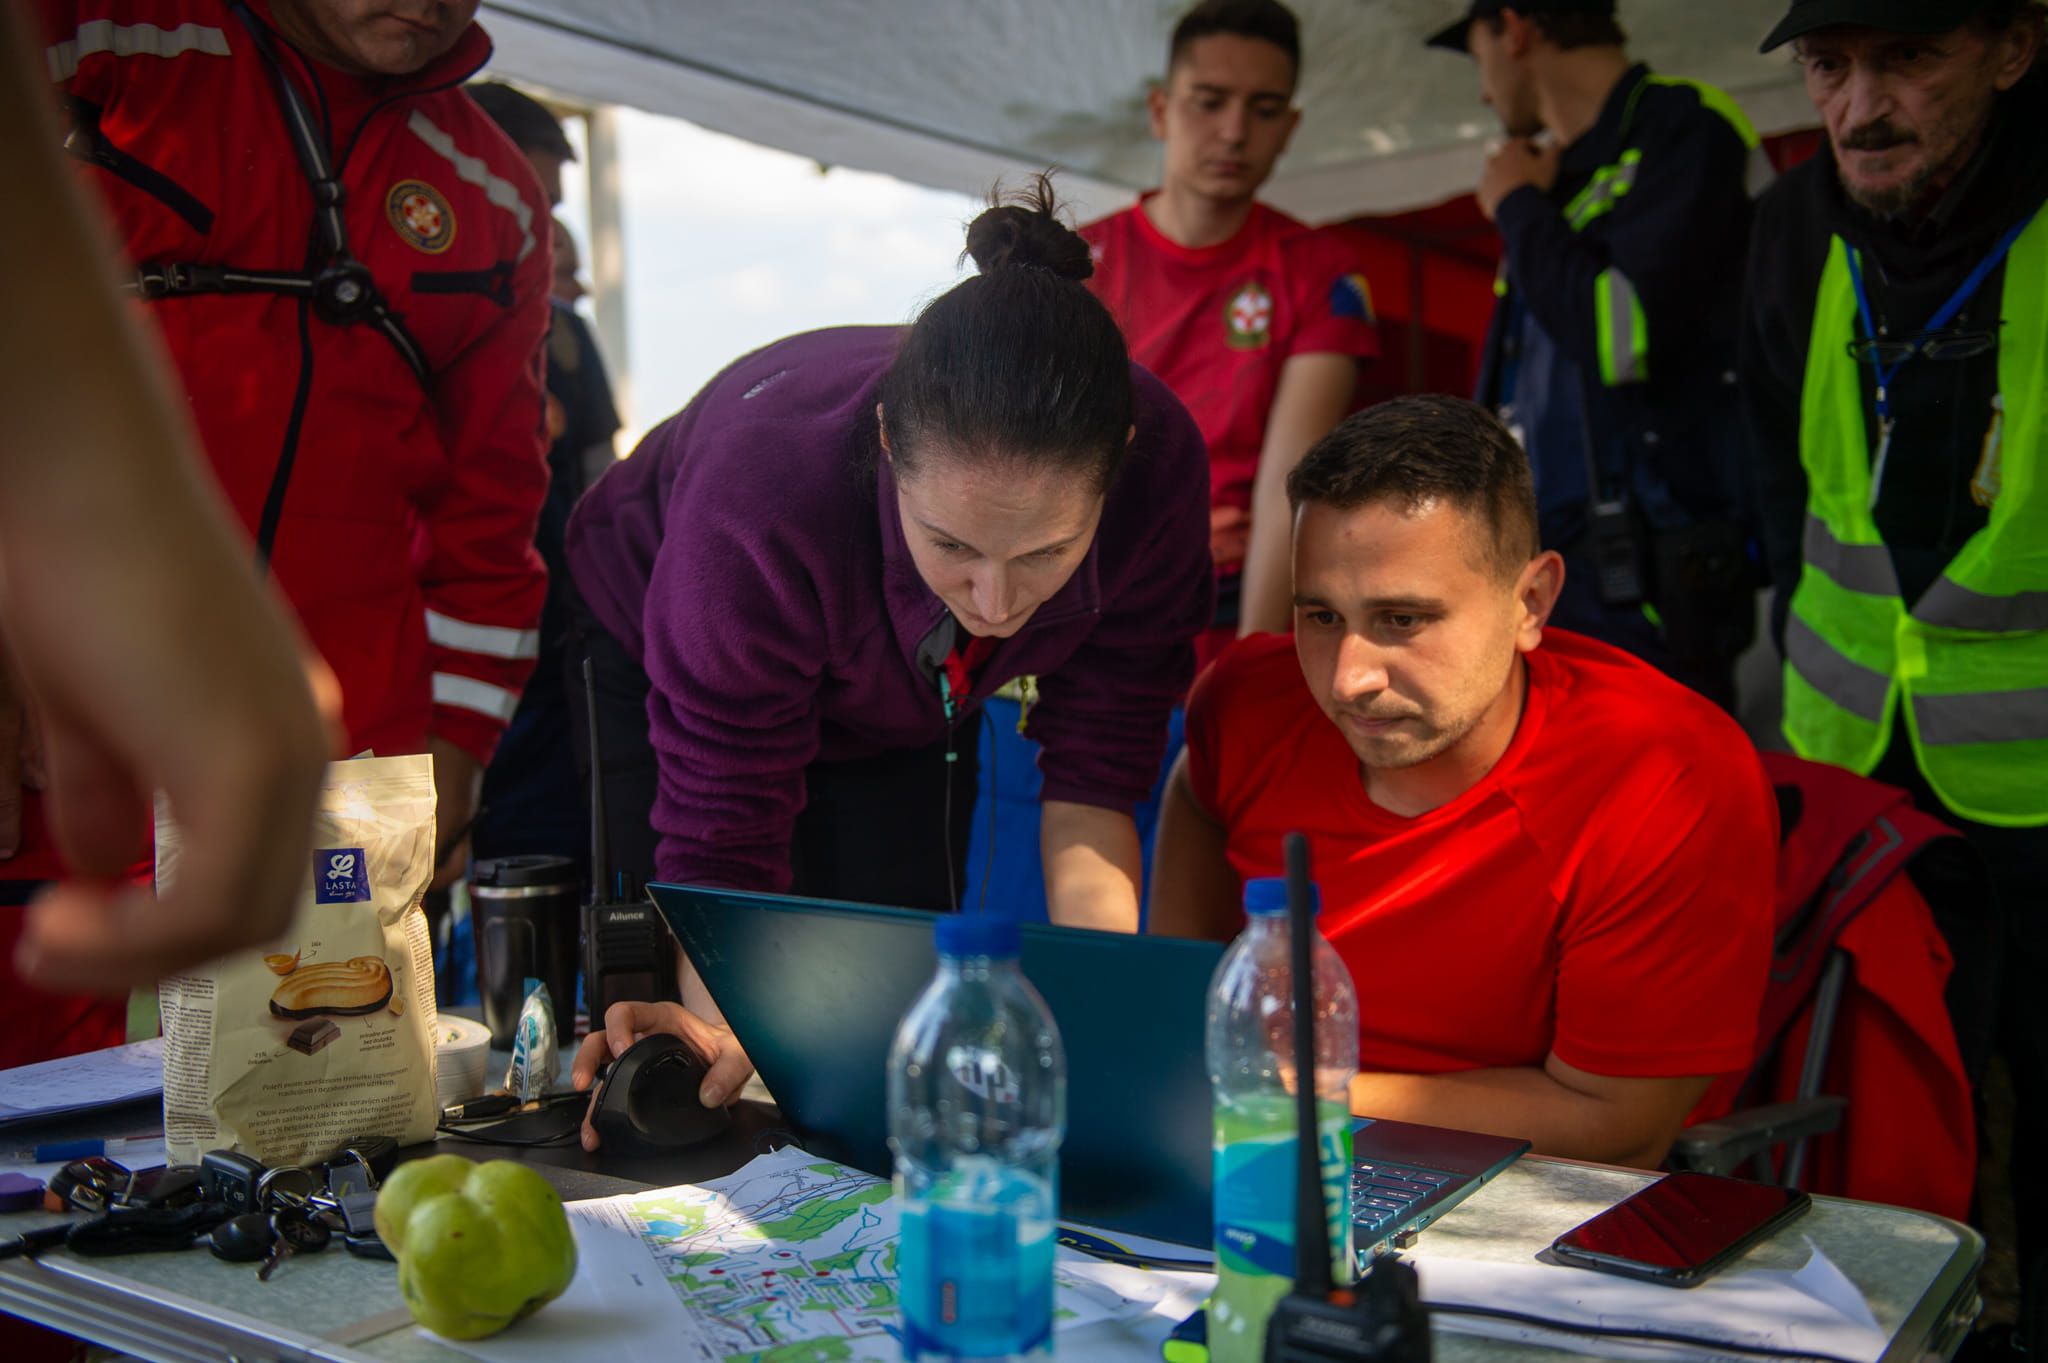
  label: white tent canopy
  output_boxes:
[481,0,1820,223]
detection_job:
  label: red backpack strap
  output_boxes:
[1754,754,1959,1044]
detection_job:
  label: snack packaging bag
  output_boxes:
[158,754,440,1166]
[503,979,558,1103]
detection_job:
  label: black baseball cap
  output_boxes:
[1425,0,1617,52]
[465,82,577,162]
[1759,0,1988,52]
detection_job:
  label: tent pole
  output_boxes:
[587,105,632,434]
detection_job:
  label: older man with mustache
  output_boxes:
[1739,0,2047,1337]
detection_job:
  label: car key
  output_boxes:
[257,1209,330,1281]
[120,1165,205,1210]
[320,1136,397,1189]
[209,1211,276,1264]
[318,1188,379,1236]
[200,1151,266,1215]
[343,1230,396,1262]
[325,1153,377,1198]
[45,1158,130,1214]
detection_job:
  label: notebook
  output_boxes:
[651,885,1527,1253]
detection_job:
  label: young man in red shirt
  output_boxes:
[1082,0,1377,662]
[1150,395,1776,1168]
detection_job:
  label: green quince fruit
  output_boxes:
[375,1154,578,1340]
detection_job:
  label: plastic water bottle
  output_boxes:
[1205,878,1360,1363]
[889,916,1066,1363]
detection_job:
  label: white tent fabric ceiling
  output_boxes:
[480,0,1818,222]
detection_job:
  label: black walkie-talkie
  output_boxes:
[1262,833,1432,1363]
[580,657,678,1028]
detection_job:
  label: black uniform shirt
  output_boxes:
[1481,64,1759,548]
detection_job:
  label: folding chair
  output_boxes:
[1669,752,1985,1220]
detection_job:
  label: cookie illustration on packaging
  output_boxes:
[269,956,394,1018]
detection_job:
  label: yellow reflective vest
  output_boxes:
[1782,210,2048,826]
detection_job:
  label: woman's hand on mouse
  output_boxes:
[571,1000,756,1152]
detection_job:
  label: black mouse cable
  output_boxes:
[434,1114,582,1148]
[751,1127,805,1157]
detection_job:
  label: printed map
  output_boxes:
[609,1146,1126,1363]
[621,1149,903,1363]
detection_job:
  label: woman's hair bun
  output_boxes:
[962,173,1094,283]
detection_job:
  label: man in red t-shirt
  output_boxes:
[1150,395,1776,1168]
[1082,0,1377,662]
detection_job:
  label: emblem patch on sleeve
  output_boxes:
[387,180,456,254]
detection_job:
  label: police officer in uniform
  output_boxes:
[1740,0,2047,1338]
[1431,0,1772,708]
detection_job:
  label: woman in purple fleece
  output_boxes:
[563,184,1213,1117]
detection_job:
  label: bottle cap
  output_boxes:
[1243,877,1320,917]
[935,914,1022,958]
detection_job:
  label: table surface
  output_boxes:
[0,1080,1983,1363]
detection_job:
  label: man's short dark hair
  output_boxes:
[1484,8,1628,50]
[1287,396,1540,579]
[1168,0,1301,78]
[465,82,576,162]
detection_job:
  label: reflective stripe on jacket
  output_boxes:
[1479,65,1761,549]
[36,0,553,764]
[1783,213,2048,826]
[1563,76,1770,388]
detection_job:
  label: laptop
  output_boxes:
[652,885,1528,1254]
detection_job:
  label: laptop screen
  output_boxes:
[650,885,1224,1246]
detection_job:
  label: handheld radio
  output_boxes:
[1261,832,1431,1363]
[580,657,679,1027]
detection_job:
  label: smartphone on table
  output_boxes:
[1549,1171,1811,1287]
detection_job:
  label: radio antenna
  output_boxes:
[1286,831,1332,1299]
[1259,834,1431,1360]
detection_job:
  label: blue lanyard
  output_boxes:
[1845,207,2037,427]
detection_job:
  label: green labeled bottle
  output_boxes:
[1204,878,1358,1363]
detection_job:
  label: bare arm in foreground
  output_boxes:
[0,7,329,993]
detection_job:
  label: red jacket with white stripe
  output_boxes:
[36,0,551,764]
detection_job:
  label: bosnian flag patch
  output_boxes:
[1330,272,1375,322]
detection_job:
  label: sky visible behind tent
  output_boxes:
[557,107,984,454]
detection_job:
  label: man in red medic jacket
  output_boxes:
[1,0,552,1066]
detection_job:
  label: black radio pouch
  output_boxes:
[1576,377,1647,608]
[1650,518,1757,667]
[1586,498,1647,606]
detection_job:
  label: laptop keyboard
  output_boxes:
[1350,1159,1454,1235]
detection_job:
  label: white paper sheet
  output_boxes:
[1414,1240,1888,1363]
[420,1197,706,1363]
[1053,1255,1215,1326]
[433,1149,1186,1363]
[0,1038,164,1127]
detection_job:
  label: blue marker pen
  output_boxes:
[6,1136,158,1164]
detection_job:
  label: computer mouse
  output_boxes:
[587,1033,732,1157]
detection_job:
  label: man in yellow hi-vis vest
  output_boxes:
[1741,0,2047,1335]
